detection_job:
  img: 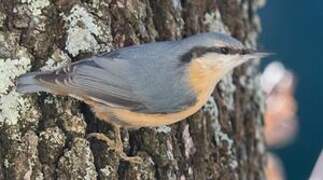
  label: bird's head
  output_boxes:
[181,32,269,78]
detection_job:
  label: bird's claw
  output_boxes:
[87,132,142,164]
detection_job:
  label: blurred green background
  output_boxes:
[259,0,323,179]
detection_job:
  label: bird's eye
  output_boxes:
[220,47,230,54]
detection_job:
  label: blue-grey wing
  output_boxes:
[71,58,145,109]
[37,50,196,113]
[37,56,146,110]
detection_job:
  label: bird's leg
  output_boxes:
[87,124,142,164]
[87,133,115,150]
[112,125,143,164]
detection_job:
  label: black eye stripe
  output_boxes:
[180,46,253,63]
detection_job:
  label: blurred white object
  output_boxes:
[310,150,323,180]
[261,61,298,147]
[261,62,287,94]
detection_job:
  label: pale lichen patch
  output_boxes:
[39,127,66,146]
[171,0,182,10]
[3,159,10,168]
[57,138,97,179]
[203,98,237,169]
[0,49,34,126]
[63,5,100,56]
[0,92,29,125]
[166,139,175,161]
[63,4,112,57]
[4,130,43,179]
[65,25,100,57]
[41,49,71,71]
[204,11,229,34]
[203,98,234,150]
[61,113,86,137]
[0,53,31,94]
[0,11,6,28]
[218,72,236,110]
[99,165,113,177]
[182,124,196,159]
[155,125,172,134]
[20,0,50,16]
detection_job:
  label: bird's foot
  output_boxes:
[87,132,142,164]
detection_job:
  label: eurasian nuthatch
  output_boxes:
[16,32,266,163]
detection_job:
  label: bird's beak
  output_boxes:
[236,51,272,66]
[233,50,273,67]
[247,51,273,59]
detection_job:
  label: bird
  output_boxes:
[16,32,267,163]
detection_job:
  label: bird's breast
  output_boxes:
[108,91,212,127]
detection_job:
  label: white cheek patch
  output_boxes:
[199,53,238,65]
[196,53,244,73]
[195,53,219,69]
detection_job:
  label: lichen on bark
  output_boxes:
[0,0,266,179]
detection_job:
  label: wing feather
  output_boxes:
[37,56,146,110]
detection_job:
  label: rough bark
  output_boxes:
[0,0,266,179]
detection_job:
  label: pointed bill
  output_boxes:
[247,52,273,59]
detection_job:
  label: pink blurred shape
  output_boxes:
[266,153,285,180]
[261,62,298,147]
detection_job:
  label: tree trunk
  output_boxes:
[0,0,266,179]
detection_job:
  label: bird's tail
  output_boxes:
[16,72,50,94]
